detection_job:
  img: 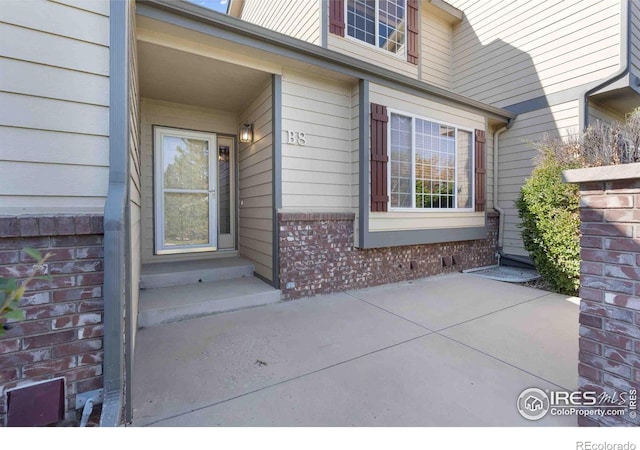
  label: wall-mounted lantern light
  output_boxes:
[239,123,254,144]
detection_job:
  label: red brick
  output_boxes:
[581,195,633,209]
[52,313,101,331]
[18,217,39,237]
[578,362,601,382]
[0,217,19,237]
[580,326,633,350]
[604,320,640,339]
[77,324,103,340]
[579,287,603,302]
[19,292,51,307]
[579,339,602,355]
[76,272,103,286]
[23,275,75,292]
[52,339,102,358]
[581,275,634,295]
[581,261,602,275]
[0,250,20,264]
[49,260,103,275]
[54,216,75,235]
[57,364,101,382]
[50,235,102,248]
[21,248,74,263]
[580,236,602,249]
[75,376,103,393]
[0,236,49,250]
[581,223,632,237]
[606,180,640,191]
[37,216,56,235]
[78,351,103,366]
[77,299,103,312]
[578,415,601,427]
[604,293,640,310]
[579,351,632,378]
[579,313,603,328]
[0,368,19,383]
[23,356,76,377]
[0,263,47,279]
[580,249,635,265]
[0,348,50,367]
[581,209,604,222]
[75,247,104,259]
[1,319,50,338]
[23,329,76,350]
[579,182,605,193]
[53,286,101,302]
[89,215,103,234]
[0,338,21,354]
[604,264,640,281]
[604,237,640,252]
[605,209,640,223]
[74,216,92,234]
[23,303,76,320]
[603,346,640,368]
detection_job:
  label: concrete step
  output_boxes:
[140,257,254,289]
[138,277,281,327]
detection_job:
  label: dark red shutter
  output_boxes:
[371,103,389,212]
[407,0,419,65]
[329,0,345,37]
[475,129,486,212]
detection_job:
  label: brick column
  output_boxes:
[565,164,640,427]
[0,215,104,424]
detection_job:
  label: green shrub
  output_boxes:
[516,140,581,295]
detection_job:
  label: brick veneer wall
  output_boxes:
[575,178,640,427]
[279,212,498,299]
[0,215,104,425]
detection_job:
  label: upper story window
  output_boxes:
[389,112,473,210]
[346,0,406,56]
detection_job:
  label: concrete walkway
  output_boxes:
[131,273,579,426]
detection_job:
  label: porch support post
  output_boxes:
[272,74,282,289]
[358,79,369,248]
[101,0,131,427]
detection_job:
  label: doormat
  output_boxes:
[463,265,541,283]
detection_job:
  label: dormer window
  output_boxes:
[346,0,406,56]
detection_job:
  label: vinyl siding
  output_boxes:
[497,100,580,257]
[128,2,141,351]
[0,0,110,214]
[589,101,626,125]
[240,0,321,45]
[421,4,453,90]
[368,82,486,233]
[139,99,239,265]
[281,70,354,212]
[239,81,274,281]
[450,0,621,108]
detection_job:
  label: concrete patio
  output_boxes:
[131,273,579,426]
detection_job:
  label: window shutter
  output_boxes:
[474,129,486,212]
[329,0,345,37]
[371,103,389,212]
[407,0,419,65]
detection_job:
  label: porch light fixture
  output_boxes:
[239,123,254,144]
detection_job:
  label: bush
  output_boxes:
[516,138,581,295]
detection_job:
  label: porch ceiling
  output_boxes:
[138,41,271,112]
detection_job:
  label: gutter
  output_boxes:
[580,0,630,132]
[493,118,515,251]
[137,0,516,123]
[100,0,130,427]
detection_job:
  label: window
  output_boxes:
[346,0,406,55]
[389,112,474,210]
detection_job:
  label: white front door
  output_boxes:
[154,127,217,254]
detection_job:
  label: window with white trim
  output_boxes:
[346,0,406,55]
[389,112,474,210]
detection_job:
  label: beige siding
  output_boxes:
[128,2,141,351]
[139,99,239,264]
[239,81,274,281]
[589,101,626,125]
[328,34,419,79]
[421,4,453,90]
[368,83,486,233]
[631,0,640,77]
[351,83,361,246]
[240,0,321,45]
[0,0,109,214]
[450,0,621,108]
[281,70,354,212]
[497,100,580,257]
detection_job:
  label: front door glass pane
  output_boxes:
[164,193,209,247]
[163,137,209,190]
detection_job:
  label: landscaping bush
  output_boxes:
[516,138,581,295]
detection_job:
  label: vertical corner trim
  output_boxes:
[272,74,282,289]
[358,79,369,248]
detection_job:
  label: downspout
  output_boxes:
[100,0,130,427]
[493,118,515,252]
[580,0,630,132]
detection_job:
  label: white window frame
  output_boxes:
[386,108,476,213]
[344,0,407,59]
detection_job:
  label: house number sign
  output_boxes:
[285,130,307,146]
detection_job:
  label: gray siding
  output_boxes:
[0,0,110,213]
